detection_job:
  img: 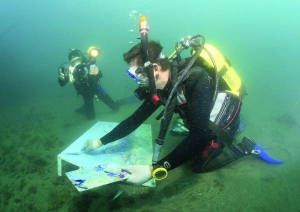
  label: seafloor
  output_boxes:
[0,95,299,212]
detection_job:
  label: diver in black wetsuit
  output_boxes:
[81,39,222,181]
[58,48,119,120]
[81,12,281,185]
[81,29,283,185]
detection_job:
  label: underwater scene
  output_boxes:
[0,0,300,211]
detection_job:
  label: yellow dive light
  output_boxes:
[152,167,168,180]
[87,46,101,59]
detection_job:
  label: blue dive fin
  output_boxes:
[254,144,284,164]
[239,136,284,165]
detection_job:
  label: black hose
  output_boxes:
[140,33,157,98]
[202,46,219,110]
[155,35,205,145]
[152,35,222,164]
[155,59,179,145]
[163,35,205,119]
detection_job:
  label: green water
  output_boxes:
[0,0,299,211]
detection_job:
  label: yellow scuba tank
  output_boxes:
[192,44,244,97]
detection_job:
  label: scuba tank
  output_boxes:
[192,44,246,98]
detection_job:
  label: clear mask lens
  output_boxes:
[136,72,149,86]
[70,57,82,67]
[127,66,139,82]
[126,66,149,87]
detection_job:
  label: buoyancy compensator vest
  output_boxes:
[192,44,247,99]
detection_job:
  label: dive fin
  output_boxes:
[239,136,284,165]
[254,144,284,164]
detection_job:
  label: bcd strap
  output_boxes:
[209,120,245,158]
[209,121,233,146]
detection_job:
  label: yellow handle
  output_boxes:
[152,167,168,180]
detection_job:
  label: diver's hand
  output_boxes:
[122,165,152,186]
[58,70,65,80]
[59,73,65,80]
[89,65,99,75]
[81,139,103,152]
[58,68,65,80]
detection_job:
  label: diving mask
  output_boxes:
[127,66,149,87]
[70,57,82,67]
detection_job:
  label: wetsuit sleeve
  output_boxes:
[156,69,212,171]
[100,100,160,144]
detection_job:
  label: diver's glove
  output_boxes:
[81,139,103,152]
[89,65,99,75]
[122,165,152,186]
[59,73,65,80]
[58,67,66,80]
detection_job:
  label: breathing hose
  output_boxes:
[152,35,206,164]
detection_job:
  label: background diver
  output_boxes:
[58,47,119,120]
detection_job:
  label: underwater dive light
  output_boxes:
[87,46,101,59]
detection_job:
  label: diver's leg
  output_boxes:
[96,86,119,111]
[82,94,96,120]
[75,104,85,114]
[193,140,226,173]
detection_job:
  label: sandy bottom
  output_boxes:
[0,95,299,212]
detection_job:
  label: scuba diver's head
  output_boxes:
[123,40,170,88]
[68,49,83,62]
[68,49,84,68]
[73,64,88,83]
